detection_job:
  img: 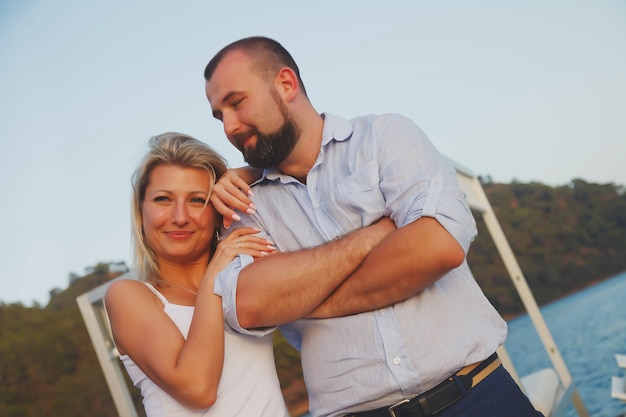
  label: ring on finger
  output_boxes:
[237,239,241,248]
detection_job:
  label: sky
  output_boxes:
[1,0,625,306]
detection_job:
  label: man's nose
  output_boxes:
[223,112,242,138]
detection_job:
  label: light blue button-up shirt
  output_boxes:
[215,113,507,417]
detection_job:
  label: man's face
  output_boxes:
[235,89,300,168]
[205,51,300,168]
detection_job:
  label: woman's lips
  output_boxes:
[166,231,193,240]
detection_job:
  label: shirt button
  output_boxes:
[393,357,401,365]
[380,309,386,315]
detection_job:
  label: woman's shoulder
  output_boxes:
[106,277,145,295]
[105,279,157,310]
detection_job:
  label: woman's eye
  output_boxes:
[191,197,207,204]
[153,196,169,202]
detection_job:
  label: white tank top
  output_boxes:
[119,282,289,417]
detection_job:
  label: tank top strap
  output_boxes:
[142,282,169,306]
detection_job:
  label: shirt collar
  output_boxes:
[321,112,353,146]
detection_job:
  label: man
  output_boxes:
[205,36,542,417]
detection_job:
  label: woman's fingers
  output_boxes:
[211,171,257,228]
[217,228,277,259]
[213,170,254,209]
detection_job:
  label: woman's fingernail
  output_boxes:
[266,245,276,251]
[232,213,241,221]
[249,203,256,210]
[248,189,254,197]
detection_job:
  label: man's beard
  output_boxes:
[240,91,300,169]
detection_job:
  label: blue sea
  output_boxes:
[297,271,626,417]
[505,271,626,417]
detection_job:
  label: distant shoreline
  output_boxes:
[503,269,626,322]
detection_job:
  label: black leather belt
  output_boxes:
[346,353,501,417]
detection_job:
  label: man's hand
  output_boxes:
[307,216,465,319]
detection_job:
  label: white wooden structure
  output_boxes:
[611,353,626,402]
[454,162,589,417]
[76,276,139,417]
[77,162,589,417]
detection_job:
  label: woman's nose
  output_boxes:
[171,202,188,225]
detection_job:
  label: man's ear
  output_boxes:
[275,67,299,102]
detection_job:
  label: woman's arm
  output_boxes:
[105,277,224,408]
[105,228,274,409]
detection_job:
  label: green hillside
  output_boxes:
[469,178,626,317]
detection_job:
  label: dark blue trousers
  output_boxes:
[437,365,545,417]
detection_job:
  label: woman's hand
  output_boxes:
[209,227,277,273]
[210,167,262,229]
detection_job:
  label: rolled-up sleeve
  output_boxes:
[214,255,275,336]
[376,115,477,253]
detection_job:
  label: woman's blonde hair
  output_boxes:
[131,132,228,283]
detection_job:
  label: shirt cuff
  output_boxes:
[214,254,276,337]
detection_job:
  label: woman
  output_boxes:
[105,132,288,417]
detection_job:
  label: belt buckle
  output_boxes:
[387,399,410,417]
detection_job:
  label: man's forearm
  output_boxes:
[307,217,466,319]
[236,218,395,328]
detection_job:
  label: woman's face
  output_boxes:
[141,164,218,266]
